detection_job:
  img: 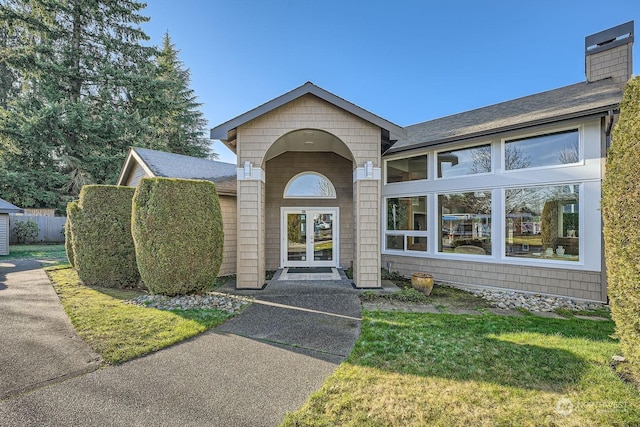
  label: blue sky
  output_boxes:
[142,1,639,164]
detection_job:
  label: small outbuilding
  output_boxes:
[0,198,24,256]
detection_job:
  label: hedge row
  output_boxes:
[602,76,640,378]
[132,178,223,296]
[67,185,140,288]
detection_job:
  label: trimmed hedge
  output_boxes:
[602,76,640,378]
[70,185,140,288]
[132,178,223,296]
[65,201,79,268]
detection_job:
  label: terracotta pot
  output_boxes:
[411,272,434,296]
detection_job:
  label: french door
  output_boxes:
[281,208,339,267]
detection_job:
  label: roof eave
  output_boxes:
[385,105,618,155]
[210,82,407,148]
[116,147,156,186]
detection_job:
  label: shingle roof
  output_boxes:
[387,78,623,153]
[132,147,237,194]
[0,198,23,214]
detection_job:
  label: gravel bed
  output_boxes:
[127,292,251,313]
[466,288,607,313]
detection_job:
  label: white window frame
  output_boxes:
[384,153,429,185]
[383,195,429,254]
[434,141,494,180]
[501,126,584,174]
[381,120,601,271]
[283,172,336,199]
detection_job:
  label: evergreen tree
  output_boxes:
[133,32,213,159]
[602,76,640,379]
[0,0,155,210]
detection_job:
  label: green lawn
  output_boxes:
[47,267,235,364]
[1,243,67,261]
[282,311,639,426]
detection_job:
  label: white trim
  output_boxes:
[382,195,429,253]
[280,207,340,268]
[236,161,265,182]
[353,162,381,182]
[380,119,604,272]
[116,148,156,185]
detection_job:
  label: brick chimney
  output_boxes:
[585,21,634,86]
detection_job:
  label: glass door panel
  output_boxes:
[283,208,338,267]
[313,213,333,261]
[287,213,307,262]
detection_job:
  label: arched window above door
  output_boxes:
[284,172,336,199]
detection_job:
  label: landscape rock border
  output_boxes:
[464,287,608,313]
[127,292,251,313]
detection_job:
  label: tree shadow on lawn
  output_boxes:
[352,310,617,391]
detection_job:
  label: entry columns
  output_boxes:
[353,161,381,288]
[236,161,265,289]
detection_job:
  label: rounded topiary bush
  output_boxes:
[71,185,140,288]
[602,76,640,378]
[132,178,223,296]
[65,201,79,268]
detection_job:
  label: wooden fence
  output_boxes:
[9,215,67,243]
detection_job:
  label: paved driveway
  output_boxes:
[0,263,362,426]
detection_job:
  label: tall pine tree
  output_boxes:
[133,32,213,159]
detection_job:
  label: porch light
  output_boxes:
[365,161,373,178]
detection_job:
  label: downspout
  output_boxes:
[602,109,615,304]
[605,109,615,151]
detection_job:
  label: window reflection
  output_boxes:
[505,130,579,170]
[284,173,336,198]
[505,185,579,261]
[386,155,427,183]
[438,192,492,255]
[437,144,491,178]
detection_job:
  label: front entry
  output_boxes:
[281,208,339,267]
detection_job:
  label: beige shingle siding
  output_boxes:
[218,196,237,276]
[0,214,9,255]
[354,179,381,287]
[382,254,605,302]
[127,163,149,186]
[236,180,265,288]
[264,151,354,270]
[236,94,382,288]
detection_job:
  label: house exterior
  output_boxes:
[117,147,238,276]
[120,22,634,303]
[0,198,23,255]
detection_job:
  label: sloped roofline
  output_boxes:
[116,148,156,186]
[0,198,23,214]
[210,81,406,152]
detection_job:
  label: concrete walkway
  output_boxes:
[0,260,101,400]
[0,264,362,426]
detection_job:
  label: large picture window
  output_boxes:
[504,129,579,170]
[505,185,579,261]
[386,155,428,183]
[437,144,491,178]
[438,191,492,255]
[385,196,427,252]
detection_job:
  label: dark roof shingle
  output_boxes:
[132,147,237,194]
[388,79,623,153]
